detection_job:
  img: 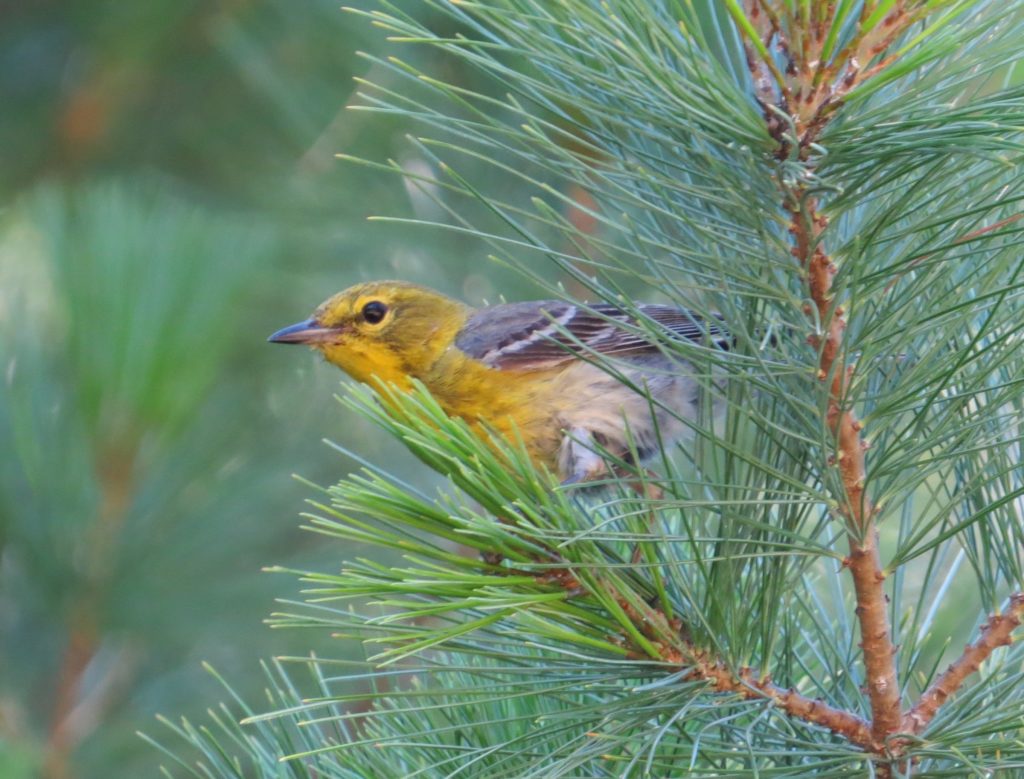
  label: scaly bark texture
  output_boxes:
[903,593,1024,734]
[738,1,946,768]
[674,629,874,748]
[531,565,876,749]
[789,195,902,743]
[727,3,1024,772]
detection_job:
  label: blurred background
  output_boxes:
[0,1,560,776]
[1,2,1010,777]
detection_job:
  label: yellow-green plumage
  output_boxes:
[270,280,720,482]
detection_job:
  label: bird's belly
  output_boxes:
[426,356,701,479]
[551,359,699,472]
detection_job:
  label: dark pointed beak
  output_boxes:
[267,318,342,345]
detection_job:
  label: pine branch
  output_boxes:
[732,1,957,768]
[739,12,908,754]
[510,548,877,749]
[733,2,1024,772]
[742,0,933,155]
[789,192,902,744]
[903,593,1024,734]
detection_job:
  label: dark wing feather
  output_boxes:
[455,300,728,370]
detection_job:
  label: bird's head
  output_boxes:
[268,280,470,387]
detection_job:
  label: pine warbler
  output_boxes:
[269,280,725,484]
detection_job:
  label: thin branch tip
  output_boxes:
[903,593,1024,734]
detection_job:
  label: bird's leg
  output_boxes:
[558,428,608,487]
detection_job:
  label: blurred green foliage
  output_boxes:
[0,1,557,776]
[141,2,1024,776]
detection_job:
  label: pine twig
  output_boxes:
[790,194,903,745]
[532,563,876,748]
[883,212,1024,295]
[744,0,925,151]
[730,3,955,761]
[903,593,1024,734]
[683,650,875,749]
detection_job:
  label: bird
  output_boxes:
[269,280,727,486]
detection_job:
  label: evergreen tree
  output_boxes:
[154,2,1024,776]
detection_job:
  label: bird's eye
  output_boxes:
[361,301,389,325]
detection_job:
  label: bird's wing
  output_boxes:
[454,300,727,370]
